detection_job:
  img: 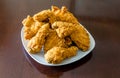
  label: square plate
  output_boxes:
[21,24,95,66]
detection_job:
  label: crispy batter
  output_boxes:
[22,15,34,27]
[52,21,90,51]
[44,30,67,53]
[51,6,60,12]
[27,23,49,53]
[22,6,91,64]
[51,6,79,24]
[22,15,44,39]
[33,9,56,24]
[52,21,76,38]
[70,24,90,51]
[33,6,79,24]
[33,9,51,21]
[45,46,78,64]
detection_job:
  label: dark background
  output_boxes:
[0,0,120,78]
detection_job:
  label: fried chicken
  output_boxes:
[27,23,49,53]
[52,21,90,51]
[45,46,78,64]
[22,15,44,39]
[70,24,90,51]
[22,6,91,64]
[44,30,67,53]
[33,9,56,24]
[52,21,76,38]
[33,6,79,25]
[51,6,79,24]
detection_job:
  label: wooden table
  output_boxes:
[0,0,120,78]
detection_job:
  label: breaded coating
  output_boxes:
[44,30,67,53]
[45,46,78,64]
[27,23,49,53]
[22,6,91,64]
[22,15,44,39]
[52,21,76,38]
[51,6,60,12]
[33,6,79,24]
[51,6,79,24]
[33,9,56,24]
[33,9,51,21]
[70,24,90,51]
[22,15,34,27]
[52,21,90,51]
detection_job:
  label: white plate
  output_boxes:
[21,25,95,66]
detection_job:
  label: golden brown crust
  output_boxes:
[33,9,51,21]
[51,6,60,12]
[70,24,90,51]
[52,6,79,24]
[27,23,50,53]
[44,30,67,53]
[22,15,44,39]
[44,46,78,64]
[22,6,90,64]
[52,21,76,38]
[33,9,57,24]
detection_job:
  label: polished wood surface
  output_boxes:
[0,0,120,78]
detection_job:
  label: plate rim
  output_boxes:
[21,25,95,66]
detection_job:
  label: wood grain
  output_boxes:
[0,0,120,78]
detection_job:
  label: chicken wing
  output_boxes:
[45,46,78,64]
[22,15,44,39]
[22,5,90,64]
[33,6,79,25]
[52,21,76,38]
[27,23,50,53]
[44,30,67,53]
[70,24,90,51]
[51,6,79,24]
[33,9,56,24]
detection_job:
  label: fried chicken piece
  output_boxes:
[33,9,56,24]
[27,23,50,53]
[70,24,90,51]
[22,15,44,39]
[51,6,79,24]
[33,9,51,21]
[45,46,78,64]
[52,21,76,38]
[33,6,79,25]
[44,30,67,53]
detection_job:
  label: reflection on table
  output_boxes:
[23,48,92,78]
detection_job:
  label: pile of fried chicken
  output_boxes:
[22,6,90,64]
